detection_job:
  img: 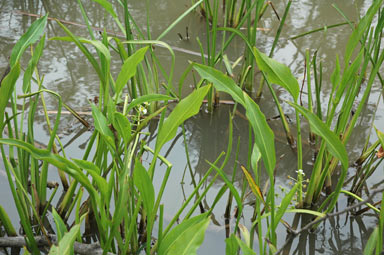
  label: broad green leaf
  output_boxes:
[23,34,46,93]
[52,208,68,241]
[10,14,47,67]
[193,63,245,105]
[112,112,131,146]
[49,224,80,255]
[133,160,155,215]
[289,102,348,169]
[253,47,299,102]
[233,235,256,255]
[363,227,378,255]
[155,85,210,154]
[244,93,276,177]
[274,183,298,230]
[91,104,115,150]
[115,47,148,96]
[345,0,383,65]
[225,235,239,255]
[158,214,210,255]
[0,63,20,132]
[126,94,174,112]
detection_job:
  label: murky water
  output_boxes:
[0,0,383,254]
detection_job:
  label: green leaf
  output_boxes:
[51,36,110,64]
[112,112,131,146]
[0,205,16,236]
[23,34,46,93]
[91,104,115,151]
[244,93,276,177]
[126,94,174,113]
[226,234,256,255]
[115,47,148,96]
[0,63,20,132]
[225,235,239,255]
[274,183,298,230]
[363,227,378,255]
[236,236,256,255]
[331,55,340,92]
[345,0,383,65]
[253,47,299,102]
[288,102,348,169]
[51,22,103,83]
[49,224,80,255]
[90,0,118,19]
[191,64,276,176]
[0,139,98,201]
[133,160,155,215]
[72,159,108,201]
[52,208,68,242]
[155,85,210,154]
[193,63,245,105]
[10,14,48,67]
[158,214,210,255]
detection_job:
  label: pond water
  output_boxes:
[0,0,383,254]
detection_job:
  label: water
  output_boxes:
[0,0,383,254]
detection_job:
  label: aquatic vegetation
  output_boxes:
[0,1,383,255]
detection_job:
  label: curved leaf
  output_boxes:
[155,85,210,154]
[49,224,80,255]
[244,93,276,176]
[253,47,299,102]
[158,214,210,255]
[0,63,20,132]
[288,102,348,169]
[193,63,245,105]
[115,47,148,96]
[10,14,47,67]
[133,160,155,215]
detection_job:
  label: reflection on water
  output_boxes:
[0,0,383,254]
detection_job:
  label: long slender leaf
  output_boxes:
[10,14,47,67]
[23,34,46,93]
